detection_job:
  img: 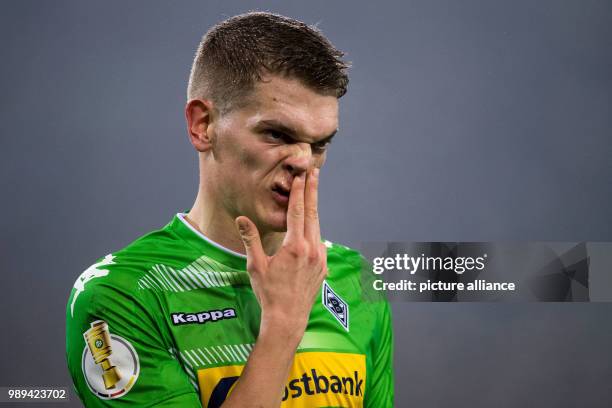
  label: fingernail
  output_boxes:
[237,219,247,233]
[313,168,320,177]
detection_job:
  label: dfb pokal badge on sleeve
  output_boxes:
[82,320,140,399]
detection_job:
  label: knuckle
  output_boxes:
[291,203,304,217]
[293,242,306,255]
[284,242,305,256]
[307,250,319,263]
[246,261,259,274]
[240,231,257,244]
[305,207,319,220]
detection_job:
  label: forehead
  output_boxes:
[243,75,339,141]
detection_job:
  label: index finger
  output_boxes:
[285,172,305,242]
[304,167,321,244]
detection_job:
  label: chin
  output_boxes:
[259,212,288,233]
[265,219,288,233]
[252,201,288,233]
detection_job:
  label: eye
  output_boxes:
[312,140,331,153]
[268,130,282,139]
[265,130,290,143]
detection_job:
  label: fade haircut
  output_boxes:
[187,12,350,113]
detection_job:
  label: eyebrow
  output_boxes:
[258,119,338,143]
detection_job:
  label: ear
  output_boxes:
[185,99,215,152]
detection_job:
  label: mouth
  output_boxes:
[271,182,291,205]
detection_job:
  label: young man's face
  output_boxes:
[209,74,339,234]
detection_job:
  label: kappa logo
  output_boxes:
[322,281,349,331]
[71,254,115,317]
[171,308,237,326]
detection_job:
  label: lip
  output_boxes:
[271,189,290,205]
[271,181,291,206]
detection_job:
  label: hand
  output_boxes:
[235,168,327,341]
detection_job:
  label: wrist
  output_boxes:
[258,313,307,348]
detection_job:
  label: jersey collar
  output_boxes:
[171,212,247,270]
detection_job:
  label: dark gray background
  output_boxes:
[1,0,611,407]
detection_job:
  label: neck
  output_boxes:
[186,186,285,257]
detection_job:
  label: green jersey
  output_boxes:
[66,213,393,407]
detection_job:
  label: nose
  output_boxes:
[282,143,312,177]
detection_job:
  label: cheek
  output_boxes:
[218,133,261,171]
[314,152,327,168]
[240,145,283,176]
[224,145,280,196]
[238,147,261,170]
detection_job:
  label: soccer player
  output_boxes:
[66,12,393,407]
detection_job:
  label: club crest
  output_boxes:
[322,281,349,331]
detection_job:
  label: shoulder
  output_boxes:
[324,239,379,290]
[324,239,365,269]
[67,222,186,317]
[323,239,389,306]
[65,224,188,362]
[65,225,200,405]
[323,239,369,292]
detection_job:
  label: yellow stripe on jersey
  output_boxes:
[198,351,366,408]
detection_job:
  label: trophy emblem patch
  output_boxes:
[81,320,140,399]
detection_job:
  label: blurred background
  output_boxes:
[1,0,611,406]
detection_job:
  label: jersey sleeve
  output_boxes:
[65,258,201,407]
[365,300,394,407]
